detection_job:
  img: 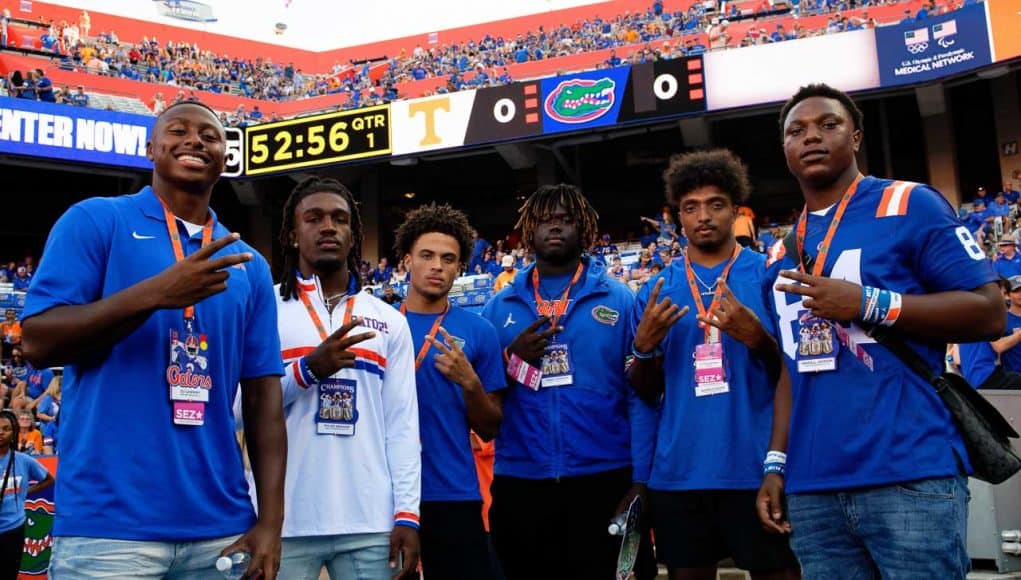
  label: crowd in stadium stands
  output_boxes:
[1,0,977,118]
[0,258,59,458]
[958,183,1021,268]
[363,201,797,306]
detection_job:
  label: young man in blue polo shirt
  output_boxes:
[21,101,287,580]
[394,203,505,580]
[482,184,658,580]
[630,149,798,580]
[759,84,1003,578]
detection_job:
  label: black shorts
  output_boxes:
[0,523,24,580]
[489,468,656,580]
[649,489,798,573]
[420,500,499,580]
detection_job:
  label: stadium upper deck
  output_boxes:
[0,0,932,118]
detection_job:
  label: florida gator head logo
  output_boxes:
[591,305,620,326]
[544,78,615,124]
[21,498,55,575]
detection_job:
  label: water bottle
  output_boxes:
[215,552,251,580]
[608,513,626,536]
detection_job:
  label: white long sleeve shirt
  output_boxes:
[277,276,420,537]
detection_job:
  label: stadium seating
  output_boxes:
[0,0,936,120]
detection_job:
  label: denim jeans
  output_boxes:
[787,476,970,580]
[50,534,241,579]
[278,532,391,580]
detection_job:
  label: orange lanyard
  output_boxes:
[297,281,356,342]
[400,302,450,371]
[158,196,213,324]
[531,262,584,330]
[683,244,741,343]
[795,174,862,276]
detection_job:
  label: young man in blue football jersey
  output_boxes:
[393,203,505,580]
[20,101,287,579]
[482,184,658,580]
[631,149,799,580]
[758,84,1004,579]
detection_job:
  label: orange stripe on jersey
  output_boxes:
[282,346,315,361]
[766,240,787,268]
[350,347,387,368]
[283,346,386,368]
[875,181,917,217]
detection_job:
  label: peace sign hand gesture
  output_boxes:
[305,318,376,379]
[154,233,252,309]
[507,316,561,367]
[775,269,862,323]
[427,327,482,390]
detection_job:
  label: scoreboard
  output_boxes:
[244,105,392,175]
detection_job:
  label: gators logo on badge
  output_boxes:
[592,305,620,326]
[544,78,615,124]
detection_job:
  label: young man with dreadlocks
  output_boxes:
[0,409,52,578]
[481,184,658,580]
[393,203,505,580]
[22,100,287,579]
[274,176,421,580]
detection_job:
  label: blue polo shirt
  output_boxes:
[994,252,1021,279]
[406,306,506,501]
[988,201,1012,218]
[23,187,283,541]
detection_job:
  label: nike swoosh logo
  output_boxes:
[132,232,155,240]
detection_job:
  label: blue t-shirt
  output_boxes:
[994,253,1021,279]
[0,451,48,533]
[23,365,53,400]
[23,187,283,541]
[36,77,55,103]
[959,340,997,387]
[12,275,31,292]
[764,176,997,493]
[964,211,986,234]
[1002,190,1021,205]
[635,249,774,491]
[36,394,59,443]
[988,201,1012,218]
[407,306,506,501]
[1000,311,1021,373]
